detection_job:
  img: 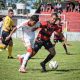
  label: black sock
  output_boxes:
[43,54,54,64]
[63,44,68,53]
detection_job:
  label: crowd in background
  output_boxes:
[40,1,80,13]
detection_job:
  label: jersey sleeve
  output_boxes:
[17,19,29,29]
[35,22,41,28]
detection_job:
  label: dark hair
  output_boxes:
[8,9,13,12]
[30,15,39,22]
[51,12,58,18]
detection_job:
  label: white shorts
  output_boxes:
[22,32,35,48]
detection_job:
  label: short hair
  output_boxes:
[8,9,13,12]
[51,12,58,18]
[30,15,39,23]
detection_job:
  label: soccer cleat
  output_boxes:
[40,62,47,72]
[8,56,14,59]
[19,67,26,73]
[17,55,23,65]
[66,52,71,55]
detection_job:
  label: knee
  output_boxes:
[49,47,56,56]
[31,50,36,57]
[27,47,33,53]
[8,42,13,47]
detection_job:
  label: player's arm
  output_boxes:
[17,20,29,29]
[5,26,17,41]
[5,20,28,41]
[31,21,47,31]
[5,20,29,41]
[32,22,41,31]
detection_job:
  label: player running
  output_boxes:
[0,9,16,58]
[53,16,70,55]
[17,16,40,72]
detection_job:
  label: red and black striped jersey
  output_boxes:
[36,21,59,41]
[55,25,62,33]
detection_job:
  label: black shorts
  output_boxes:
[54,39,64,43]
[54,33,64,43]
[33,39,54,53]
[2,31,12,46]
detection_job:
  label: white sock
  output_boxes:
[21,52,31,68]
[21,54,26,58]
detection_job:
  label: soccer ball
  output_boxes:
[49,61,58,70]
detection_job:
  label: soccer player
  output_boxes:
[53,16,70,55]
[0,9,16,58]
[18,13,63,73]
[5,15,40,72]
[16,5,42,72]
[31,13,58,72]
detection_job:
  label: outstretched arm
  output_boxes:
[17,20,29,29]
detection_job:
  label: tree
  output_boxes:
[18,0,27,3]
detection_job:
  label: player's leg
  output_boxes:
[19,45,32,73]
[0,31,9,49]
[0,37,4,49]
[18,33,37,72]
[59,33,70,55]
[7,39,14,59]
[19,38,32,72]
[53,39,58,47]
[61,34,70,55]
[17,39,26,62]
[40,40,56,72]
[0,43,6,49]
[19,40,42,73]
[31,41,43,58]
[62,41,70,55]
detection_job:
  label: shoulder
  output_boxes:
[5,16,10,20]
[35,22,41,26]
[4,16,11,22]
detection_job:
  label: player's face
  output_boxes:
[50,15,56,23]
[28,20,36,27]
[8,11,14,18]
[55,20,60,24]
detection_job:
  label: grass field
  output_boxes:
[0,39,80,80]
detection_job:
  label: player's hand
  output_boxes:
[5,35,11,41]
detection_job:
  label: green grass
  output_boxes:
[0,39,80,80]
